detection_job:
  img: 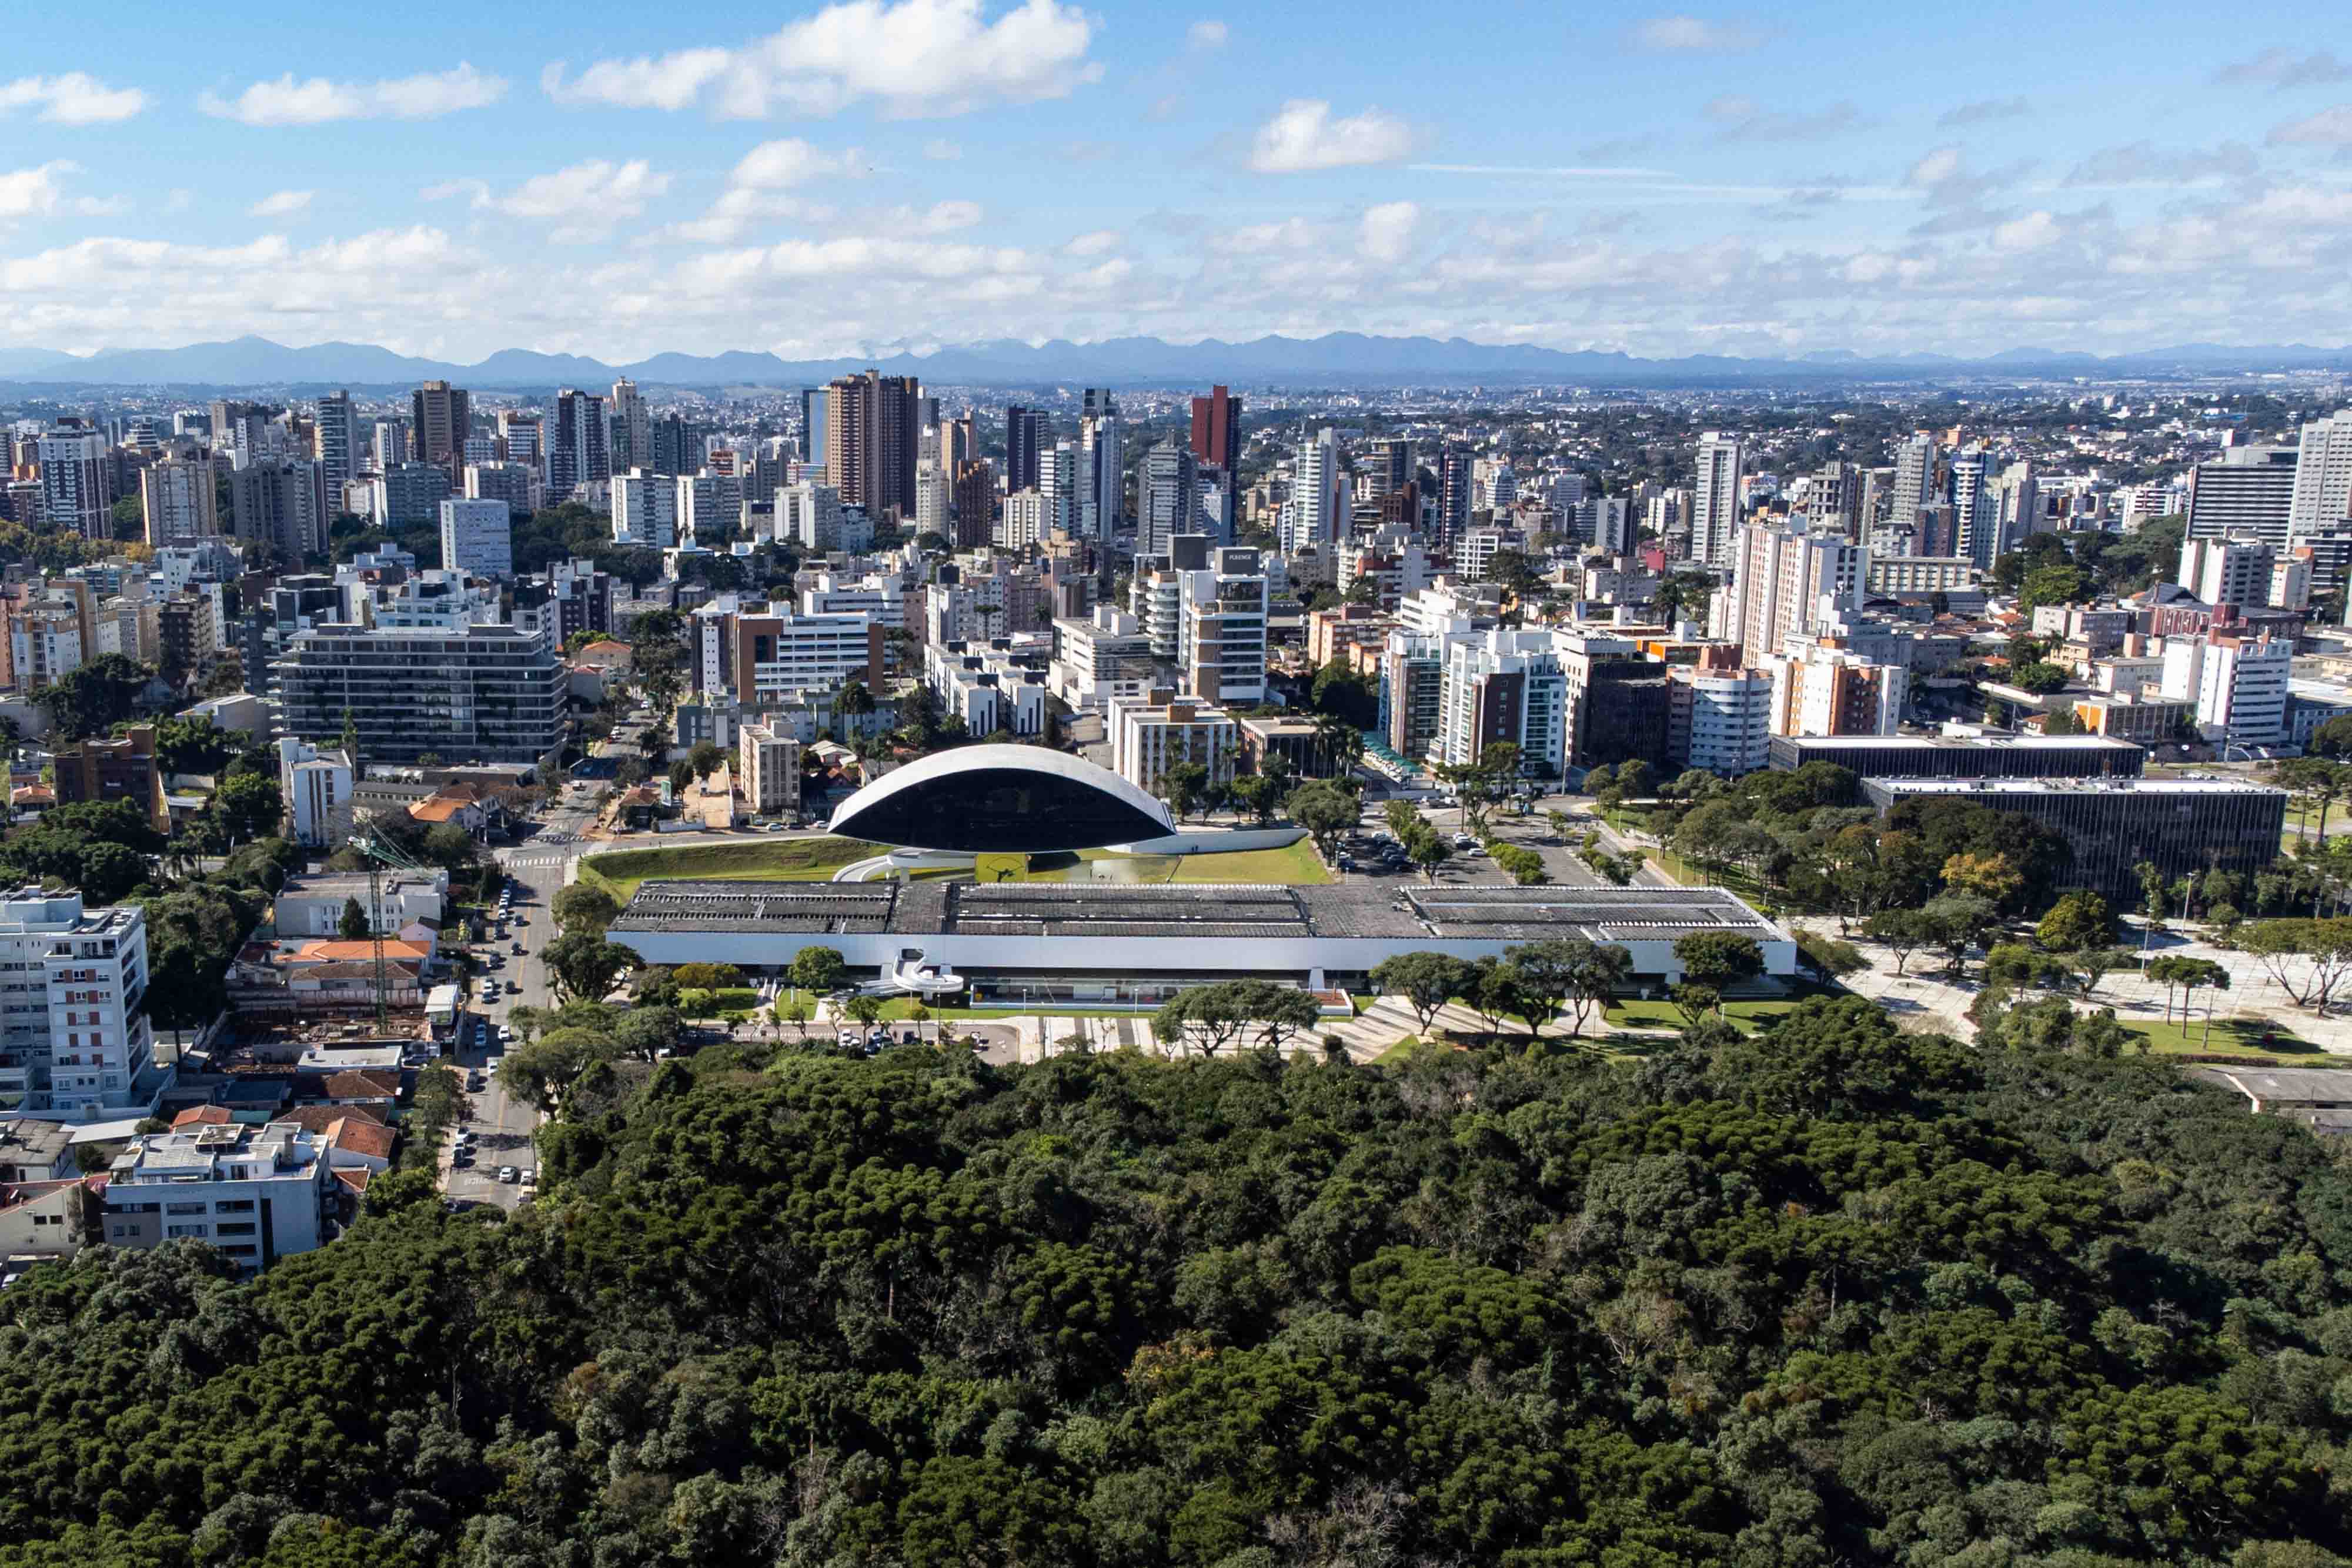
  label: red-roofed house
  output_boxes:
[322,1116,395,1173]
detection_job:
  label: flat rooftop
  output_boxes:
[1867,777,2287,797]
[1775,735,2143,751]
[613,879,1784,947]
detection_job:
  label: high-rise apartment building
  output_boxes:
[1692,432,1743,568]
[495,410,542,470]
[35,426,109,538]
[611,470,680,549]
[798,387,828,470]
[2186,446,2300,548]
[410,380,470,472]
[1140,441,1199,558]
[139,455,219,544]
[1888,433,1937,539]
[1004,404,1044,492]
[609,378,649,474]
[0,889,160,1121]
[1437,446,1474,541]
[1435,627,1568,775]
[276,737,355,847]
[273,621,567,764]
[2289,411,2352,537]
[2178,536,2276,609]
[1178,544,1269,706]
[232,460,325,560]
[313,390,360,513]
[1040,441,1078,539]
[826,371,921,519]
[1080,388,1124,549]
[1189,385,1241,469]
[366,461,448,529]
[465,461,540,515]
[737,721,801,817]
[439,499,513,577]
[952,459,997,549]
[1730,521,1861,660]
[1286,427,1341,554]
[548,389,609,504]
[370,419,410,472]
[1765,646,1908,737]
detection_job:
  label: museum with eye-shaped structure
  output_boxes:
[826,744,1175,853]
[606,745,1798,1007]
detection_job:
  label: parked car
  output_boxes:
[497,1166,520,1184]
[511,942,526,955]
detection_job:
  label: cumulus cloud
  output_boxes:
[1230,217,1320,252]
[656,140,864,243]
[427,160,672,242]
[2065,142,2259,186]
[1703,95,1862,142]
[541,0,1100,119]
[1939,96,2029,127]
[0,162,75,220]
[1992,210,2062,252]
[1358,200,1420,262]
[248,189,314,218]
[1188,20,1228,49]
[1064,228,1121,256]
[200,63,506,125]
[0,73,148,123]
[2213,48,2351,88]
[2269,104,2352,146]
[1631,15,1762,52]
[1248,100,1417,173]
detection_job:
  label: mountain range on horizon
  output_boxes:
[2,332,2349,392]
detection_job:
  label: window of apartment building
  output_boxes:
[165,1223,209,1238]
[215,1199,256,1213]
[215,1222,256,1237]
[164,1201,206,1215]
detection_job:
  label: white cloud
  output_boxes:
[1632,15,1762,52]
[2065,142,2258,187]
[1230,217,1319,252]
[1992,210,2062,252]
[734,139,858,189]
[199,63,507,125]
[1248,100,1417,173]
[1939,96,2030,127]
[542,0,1100,119]
[1704,95,1862,142]
[426,160,672,242]
[923,138,963,161]
[658,140,865,243]
[1064,228,1122,256]
[1358,200,1420,262]
[248,189,315,218]
[1188,20,1229,49]
[0,73,148,123]
[0,162,75,220]
[1907,147,1963,188]
[2269,104,2352,146]
[2214,48,2351,88]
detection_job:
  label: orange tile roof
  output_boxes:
[171,1105,232,1128]
[333,1168,372,1195]
[407,798,475,823]
[294,940,431,963]
[322,1069,399,1100]
[325,1117,395,1161]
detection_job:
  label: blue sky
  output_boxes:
[4,0,2350,362]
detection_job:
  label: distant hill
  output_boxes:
[3,330,2348,392]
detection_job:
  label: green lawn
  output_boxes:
[972,839,1331,886]
[2121,1015,2332,1062]
[580,836,883,900]
[1603,996,1808,1036]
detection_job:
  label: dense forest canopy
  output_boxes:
[1,998,2346,1567]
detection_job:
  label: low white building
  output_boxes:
[273,871,448,937]
[926,638,1050,738]
[102,1120,333,1271]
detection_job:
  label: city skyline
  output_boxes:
[5,1,2352,364]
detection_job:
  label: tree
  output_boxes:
[209,771,284,847]
[1923,892,2001,977]
[2035,891,2114,952]
[542,931,640,1002]
[1515,938,1632,1039]
[2310,714,2352,760]
[1230,772,1285,825]
[612,1006,684,1061]
[1369,952,1474,1036]
[1673,932,1763,998]
[1943,851,2025,908]
[843,995,884,1029]
[790,945,851,995]
[552,882,621,935]
[31,654,151,741]
[1161,761,1211,821]
[1862,907,1940,975]
[1153,983,1254,1057]
[336,897,370,940]
[1793,930,1867,985]
[2010,661,2070,694]
[1287,780,1358,858]
[1489,842,1549,885]
[2067,947,2134,999]
[2236,918,2352,1012]
[688,740,727,784]
[1406,825,1451,883]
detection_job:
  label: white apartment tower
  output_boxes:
[439,499,514,577]
[611,470,680,549]
[0,888,160,1121]
[314,390,360,508]
[1286,427,1342,554]
[2289,412,2352,537]
[1692,433,1743,568]
[1730,521,1861,660]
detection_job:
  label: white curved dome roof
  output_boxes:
[828,744,1175,852]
